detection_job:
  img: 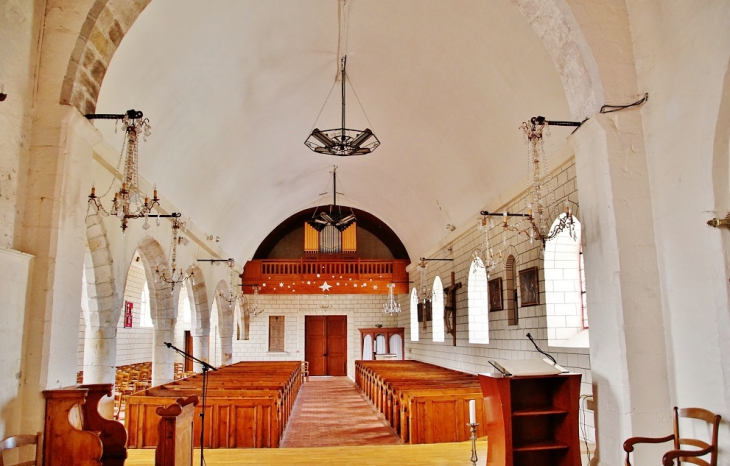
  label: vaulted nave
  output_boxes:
[1,0,730,465]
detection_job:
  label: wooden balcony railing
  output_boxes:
[242,258,410,295]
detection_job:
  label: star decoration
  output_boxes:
[336,282,340,286]
[279,282,285,288]
[353,284,358,288]
[307,281,311,285]
[319,282,332,292]
[373,285,378,290]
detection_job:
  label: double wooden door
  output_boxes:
[305,315,347,376]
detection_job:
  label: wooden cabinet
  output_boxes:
[359,327,404,360]
[478,373,581,466]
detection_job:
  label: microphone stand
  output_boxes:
[164,342,217,466]
[526,333,558,365]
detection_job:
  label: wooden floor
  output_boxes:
[126,440,489,466]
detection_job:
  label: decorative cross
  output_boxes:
[443,271,462,346]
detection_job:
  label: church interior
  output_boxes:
[1,0,730,465]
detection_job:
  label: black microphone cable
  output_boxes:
[526,333,557,366]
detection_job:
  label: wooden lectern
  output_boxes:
[155,396,199,466]
[478,372,582,466]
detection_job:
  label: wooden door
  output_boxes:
[326,315,347,376]
[184,331,193,372]
[305,315,348,376]
[305,316,327,376]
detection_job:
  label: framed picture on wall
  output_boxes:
[124,301,133,328]
[519,266,540,307]
[488,277,503,311]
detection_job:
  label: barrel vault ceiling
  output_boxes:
[95,0,570,263]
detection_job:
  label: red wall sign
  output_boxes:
[124,301,133,328]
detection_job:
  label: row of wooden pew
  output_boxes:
[355,360,488,444]
[125,361,302,449]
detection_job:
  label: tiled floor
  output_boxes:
[280,376,402,448]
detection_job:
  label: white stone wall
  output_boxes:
[398,160,594,442]
[0,0,40,250]
[0,248,33,438]
[232,294,399,378]
[115,260,153,366]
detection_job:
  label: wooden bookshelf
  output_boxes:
[478,372,581,466]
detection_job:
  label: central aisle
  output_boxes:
[280,376,401,447]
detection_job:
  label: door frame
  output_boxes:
[304,314,348,376]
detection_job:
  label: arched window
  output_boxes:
[139,282,153,328]
[410,288,419,342]
[432,276,444,342]
[544,215,588,347]
[468,258,490,343]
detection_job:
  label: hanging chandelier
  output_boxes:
[218,259,244,307]
[473,217,504,275]
[246,285,265,318]
[480,116,579,247]
[304,56,379,156]
[86,109,160,232]
[307,166,357,232]
[417,261,430,305]
[382,283,402,315]
[154,214,192,292]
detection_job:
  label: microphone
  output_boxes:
[526,333,558,366]
[164,342,172,348]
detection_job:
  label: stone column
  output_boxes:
[151,317,175,387]
[570,110,672,465]
[218,302,234,366]
[192,333,210,372]
[19,106,102,434]
[82,208,118,386]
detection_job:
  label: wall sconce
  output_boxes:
[707,213,730,229]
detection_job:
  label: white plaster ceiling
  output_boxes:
[95,0,570,263]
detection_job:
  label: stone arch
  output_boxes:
[60,1,606,123]
[83,205,118,385]
[510,0,604,120]
[135,235,176,385]
[185,265,210,371]
[60,0,152,114]
[213,279,235,366]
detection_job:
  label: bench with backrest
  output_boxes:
[125,361,301,449]
[355,360,487,444]
[42,384,128,466]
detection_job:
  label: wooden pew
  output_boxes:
[42,384,127,466]
[355,360,487,445]
[79,384,128,466]
[155,396,198,466]
[126,361,301,449]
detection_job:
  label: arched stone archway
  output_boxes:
[186,265,211,371]
[135,236,176,386]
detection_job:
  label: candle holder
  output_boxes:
[467,422,480,466]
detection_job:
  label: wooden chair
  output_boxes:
[0,432,42,466]
[623,407,721,466]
